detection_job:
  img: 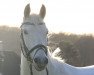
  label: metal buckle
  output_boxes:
[27,56,33,63]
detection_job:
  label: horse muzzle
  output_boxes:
[34,57,48,71]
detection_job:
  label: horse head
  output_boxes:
[21,4,48,71]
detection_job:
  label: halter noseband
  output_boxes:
[20,22,48,75]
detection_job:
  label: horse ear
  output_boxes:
[39,5,46,19]
[24,4,30,18]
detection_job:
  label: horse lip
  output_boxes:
[38,65,45,69]
[35,65,46,71]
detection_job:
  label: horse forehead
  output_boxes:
[29,15,43,23]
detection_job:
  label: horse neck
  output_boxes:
[47,52,69,75]
[21,52,31,75]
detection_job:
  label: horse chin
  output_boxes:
[34,65,46,71]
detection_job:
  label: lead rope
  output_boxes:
[29,64,33,75]
[46,68,49,75]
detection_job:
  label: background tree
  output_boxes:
[58,40,83,66]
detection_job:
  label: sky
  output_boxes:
[0,0,94,34]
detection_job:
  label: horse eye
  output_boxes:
[39,22,44,25]
[30,23,35,25]
[24,30,28,34]
[47,31,48,34]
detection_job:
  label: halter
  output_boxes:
[20,22,49,75]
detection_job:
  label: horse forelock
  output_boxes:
[23,14,44,25]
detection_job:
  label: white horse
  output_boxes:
[20,4,94,75]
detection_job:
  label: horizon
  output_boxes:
[0,25,94,36]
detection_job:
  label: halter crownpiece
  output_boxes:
[20,22,35,28]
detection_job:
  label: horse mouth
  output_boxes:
[35,64,46,71]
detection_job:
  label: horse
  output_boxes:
[20,3,94,75]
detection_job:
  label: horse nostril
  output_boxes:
[34,57,39,63]
[24,30,28,34]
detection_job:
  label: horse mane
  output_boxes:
[47,48,65,63]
